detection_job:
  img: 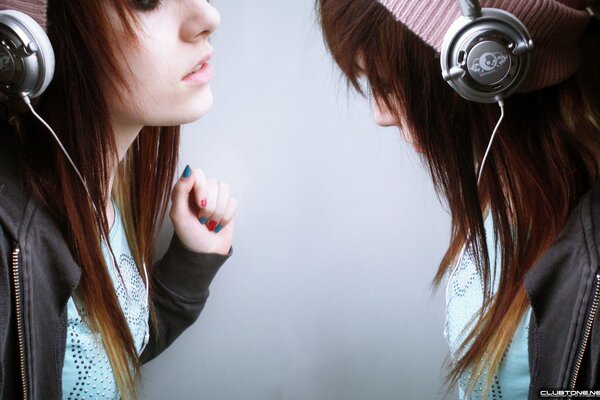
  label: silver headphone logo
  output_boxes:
[469,52,508,77]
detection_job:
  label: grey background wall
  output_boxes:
[140,1,455,399]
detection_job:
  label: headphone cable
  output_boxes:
[21,94,151,353]
[445,100,506,305]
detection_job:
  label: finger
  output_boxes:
[192,168,209,210]
[207,182,230,229]
[215,198,237,233]
[170,165,196,218]
[198,179,218,225]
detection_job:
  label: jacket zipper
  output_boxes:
[11,246,28,400]
[569,272,600,390]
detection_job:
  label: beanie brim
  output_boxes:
[0,0,48,31]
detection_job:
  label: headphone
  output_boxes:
[440,0,534,103]
[0,10,54,100]
[0,9,151,353]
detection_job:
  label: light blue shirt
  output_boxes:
[444,216,531,399]
[62,201,149,400]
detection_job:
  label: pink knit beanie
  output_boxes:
[378,0,595,91]
[0,0,47,30]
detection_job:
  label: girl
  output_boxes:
[0,0,237,399]
[317,0,600,398]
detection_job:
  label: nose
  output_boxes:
[180,1,220,43]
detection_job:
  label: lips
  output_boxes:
[182,53,213,84]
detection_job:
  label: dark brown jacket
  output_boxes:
[526,178,600,398]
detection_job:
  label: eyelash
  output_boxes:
[133,0,212,11]
[133,0,163,12]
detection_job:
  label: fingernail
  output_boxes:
[214,224,222,233]
[207,220,218,232]
[182,165,191,178]
[200,199,207,208]
[199,217,208,225]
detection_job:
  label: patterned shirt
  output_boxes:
[444,216,531,399]
[62,200,149,400]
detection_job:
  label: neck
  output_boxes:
[106,117,144,228]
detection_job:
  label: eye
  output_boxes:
[132,0,163,11]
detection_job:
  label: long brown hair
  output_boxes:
[10,0,179,398]
[317,0,600,395]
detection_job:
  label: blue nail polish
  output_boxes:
[182,165,191,178]
[199,217,208,224]
[215,224,222,233]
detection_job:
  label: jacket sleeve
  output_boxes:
[139,233,231,364]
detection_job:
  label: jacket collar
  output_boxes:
[0,127,30,240]
[524,178,600,301]
[0,123,81,292]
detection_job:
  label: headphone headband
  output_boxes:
[458,0,481,19]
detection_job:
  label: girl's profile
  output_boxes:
[0,0,236,399]
[317,0,600,397]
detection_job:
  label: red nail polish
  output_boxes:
[207,220,217,231]
[200,199,207,208]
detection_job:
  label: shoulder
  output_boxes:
[525,179,600,302]
[0,121,65,251]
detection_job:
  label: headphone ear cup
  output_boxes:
[440,8,533,103]
[0,9,54,99]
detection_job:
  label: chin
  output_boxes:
[163,91,214,125]
[373,113,396,127]
[374,118,396,127]
[185,89,214,122]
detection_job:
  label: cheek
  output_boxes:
[109,46,214,126]
[122,49,171,109]
[107,43,166,118]
[370,98,422,153]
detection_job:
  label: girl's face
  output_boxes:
[108,0,220,130]
[357,57,422,152]
[368,90,423,153]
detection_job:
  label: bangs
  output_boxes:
[317,0,390,95]
[316,0,438,121]
[110,0,147,39]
